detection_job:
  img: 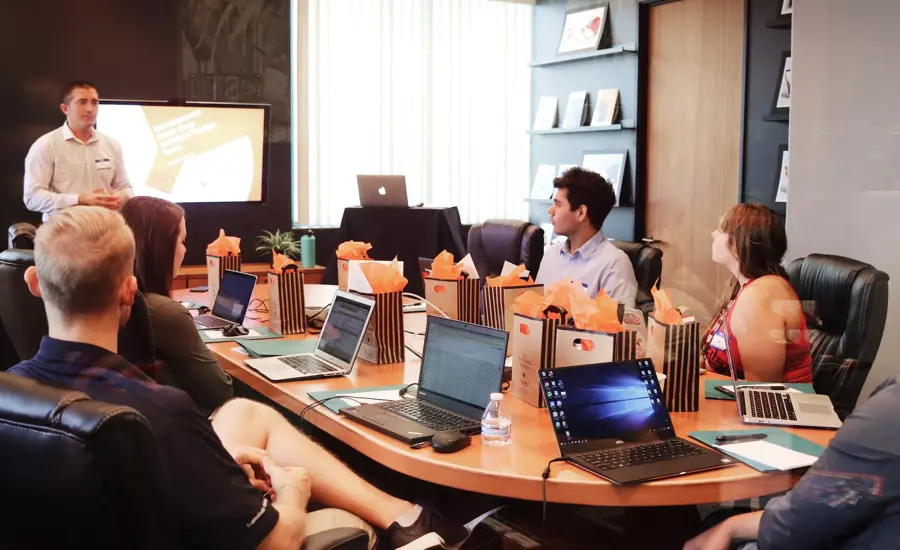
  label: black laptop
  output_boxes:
[341,316,509,444]
[541,360,734,485]
[194,269,257,329]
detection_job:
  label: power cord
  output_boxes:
[298,394,393,426]
[305,302,333,334]
[402,293,450,319]
[405,344,423,359]
[249,298,269,313]
[398,383,418,398]
[541,457,569,524]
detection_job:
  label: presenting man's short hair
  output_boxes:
[60,80,98,105]
[34,207,135,317]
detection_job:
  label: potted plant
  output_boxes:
[256,230,301,266]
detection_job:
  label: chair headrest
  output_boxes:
[788,254,880,331]
[0,248,36,267]
[8,223,36,250]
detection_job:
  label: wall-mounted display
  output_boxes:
[775,145,789,203]
[781,0,793,15]
[590,88,620,127]
[562,91,590,128]
[582,150,628,204]
[533,96,559,130]
[771,51,791,116]
[557,3,609,54]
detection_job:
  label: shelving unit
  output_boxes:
[529,119,636,135]
[530,43,637,68]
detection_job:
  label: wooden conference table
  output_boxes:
[174,284,836,508]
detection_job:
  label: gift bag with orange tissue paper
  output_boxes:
[206,229,242,296]
[267,252,307,335]
[509,283,574,408]
[352,259,407,364]
[555,289,638,370]
[646,282,700,412]
[336,241,372,291]
[482,262,544,337]
[423,251,481,323]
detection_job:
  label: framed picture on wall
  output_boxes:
[781,0,793,15]
[775,144,789,203]
[582,150,628,205]
[557,3,610,54]
[770,51,792,116]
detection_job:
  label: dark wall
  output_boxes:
[530,0,640,241]
[739,0,790,218]
[0,0,292,266]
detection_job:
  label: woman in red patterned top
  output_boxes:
[702,204,813,383]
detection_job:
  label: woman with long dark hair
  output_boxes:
[121,196,233,414]
[702,204,813,383]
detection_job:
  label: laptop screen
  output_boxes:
[212,270,257,323]
[540,360,676,453]
[417,317,509,416]
[316,293,373,364]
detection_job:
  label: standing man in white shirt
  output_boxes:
[535,167,638,307]
[23,81,133,221]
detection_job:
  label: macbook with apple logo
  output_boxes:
[357,175,409,207]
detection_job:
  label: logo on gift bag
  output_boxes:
[434,285,446,293]
[519,323,530,335]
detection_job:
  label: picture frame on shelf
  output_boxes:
[582,150,628,205]
[775,144,789,203]
[781,0,793,15]
[557,3,610,55]
[770,51,791,116]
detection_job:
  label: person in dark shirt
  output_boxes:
[11,206,469,550]
[684,376,900,550]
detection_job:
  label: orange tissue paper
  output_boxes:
[271,251,298,274]
[430,251,465,280]
[512,291,546,318]
[486,264,534,288]
[336,241,372,260]
[206,229,241,256]
[360,258,407,293]
[569,290,623,333]
[650,281,684,325]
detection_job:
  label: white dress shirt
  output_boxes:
[23,123,133,221]
[536,230,638,308]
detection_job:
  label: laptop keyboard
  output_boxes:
[579,439,706,471]
[195,315,232,329]
[748,390,797,421]
[278,355,341,375]
[381,400,475,432]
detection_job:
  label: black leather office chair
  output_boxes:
[0,248,47,369]
[0,371,372,549]
[611,241,663,317]
[787,254,890,418]
[8,222,37,250]
[467,219,544,278]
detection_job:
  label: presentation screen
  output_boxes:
[96,101,269,203]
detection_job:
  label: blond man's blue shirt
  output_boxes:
[535,230,638,307]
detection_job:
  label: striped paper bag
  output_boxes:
[510,310,568,408]
[424,276,481,323]
[554,326,637,368]
[355,290,405,365]
[267,266,307,335]
[482,284,544,331]
[647,317,701,412]
[207,254,242,296]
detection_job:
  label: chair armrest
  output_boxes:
[301,527,371,550]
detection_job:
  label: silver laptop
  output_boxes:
[244,290,375,382]
[357,175,409,207]
[194,270,257,330]
[723,323,841,429]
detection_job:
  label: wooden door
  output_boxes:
[644,0,745,324]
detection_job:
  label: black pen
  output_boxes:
[716,433,768,443]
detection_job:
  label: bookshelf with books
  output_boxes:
[528,0,641,243]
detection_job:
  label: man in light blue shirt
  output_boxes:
[535,167,638,307]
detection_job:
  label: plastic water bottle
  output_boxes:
[300,230,316,268]
[481,393,512,446]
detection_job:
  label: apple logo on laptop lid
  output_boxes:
[378,186,386,195]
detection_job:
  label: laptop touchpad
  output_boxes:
[798,402,833,416]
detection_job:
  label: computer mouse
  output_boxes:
[223,325,249,337]
[430,431,471,454]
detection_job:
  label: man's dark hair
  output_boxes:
[61,81,98,104]
[553,166,617,230]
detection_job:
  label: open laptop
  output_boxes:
[341,316,509,444]
[244,290,375,382]
[722,323,842,429]
[194,270,257,329]
[357,175,409,207]
[541,360,733,485]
